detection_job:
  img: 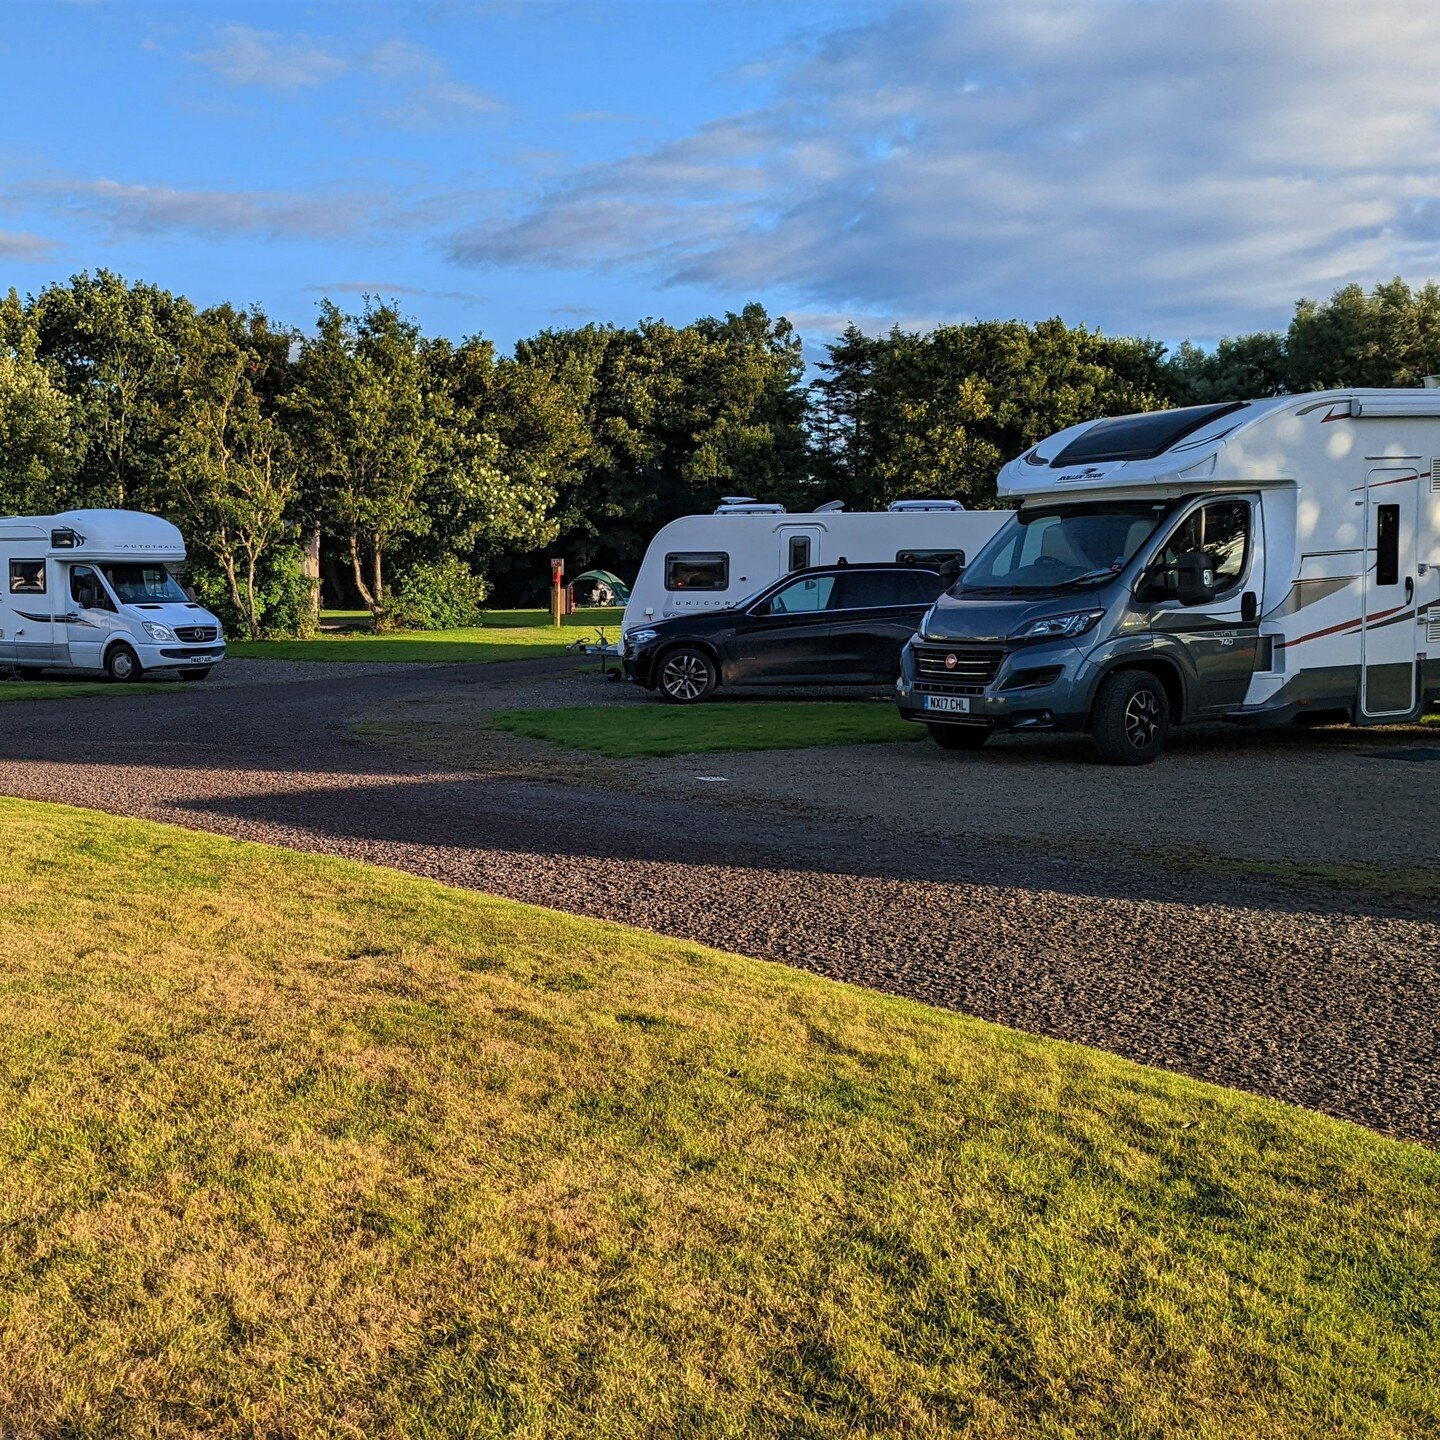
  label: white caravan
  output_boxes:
[895,392,1440,763]
[620,498,1008,638]
[0,509,226,682]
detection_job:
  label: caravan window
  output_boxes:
[896,549,965,567]
[665,552,728,591]
[787,536,811,571]
[8,560,45,595]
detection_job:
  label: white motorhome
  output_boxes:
[895,393,1440,762]
[620,498,1009,638]
[0,509,226,682]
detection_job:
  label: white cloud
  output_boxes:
[36,179,386,241]
[444,0,1440,339]
[0,229,57,261]
[188,24,503,125]
[189,24,346,92]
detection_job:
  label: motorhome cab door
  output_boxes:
[1361,468,1419,718]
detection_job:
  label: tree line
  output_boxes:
[1,271,1437,635]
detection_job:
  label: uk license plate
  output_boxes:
[923,695,970,714]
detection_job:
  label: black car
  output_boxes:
[623,562,947,703]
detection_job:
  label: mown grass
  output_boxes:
[0,680,173,701]
[0,800,1436,1437]
[232,607,624,663]
[492,700,920,757]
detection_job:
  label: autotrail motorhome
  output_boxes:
[620,498,1008,638]
[895,393,1440,764]
[0,509,226,682]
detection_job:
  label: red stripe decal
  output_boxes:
[1279,601,1413,649]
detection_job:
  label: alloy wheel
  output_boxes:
[1123,689,1161,748]
[661,653,708,701]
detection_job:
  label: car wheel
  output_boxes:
[105,643,143,684]
[1091,670,1169,765]
[926,724,990,750]
[657,647,717,704]
[179,668,212,682]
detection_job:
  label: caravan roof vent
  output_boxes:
[887,498,967,512]
[714,497,786,514]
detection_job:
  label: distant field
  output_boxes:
[491,700,920,757]
[0,797,1435,1437]
[232,607,624,664]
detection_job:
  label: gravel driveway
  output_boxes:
[0,656,1435,1144]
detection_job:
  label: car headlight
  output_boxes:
[1012,610,1103,641]
[141,621,176,642]
[627,627,659,647]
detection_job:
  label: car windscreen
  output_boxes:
[100,563,189,604]
[957,504,1170,593]
[1048,402,1246,467]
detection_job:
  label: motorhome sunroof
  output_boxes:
[1049,401,1247,467]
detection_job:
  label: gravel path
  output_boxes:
[0,656,1435,1143]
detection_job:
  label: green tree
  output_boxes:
[28,271,197,509]
[172,310,302,640]
[1162,333,1288,404]
[0,341,76,515]
[1285,278,1440,390]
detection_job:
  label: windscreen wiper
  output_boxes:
[1052,567,1120,589]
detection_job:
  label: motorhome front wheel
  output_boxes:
[105,643,143,684]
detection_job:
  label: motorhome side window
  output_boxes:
[8,560,45,595]
[664,552,728,591]
[1157,500,1250,591]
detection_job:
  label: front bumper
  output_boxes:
[139,642,227,670]
[622,644,659,688]
[894,638,1093,732]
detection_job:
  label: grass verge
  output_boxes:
[0,799,1436,1437]
[0,680,173,701]
[491,700,920,757]
[233,608,624,664]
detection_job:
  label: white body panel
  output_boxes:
[995,391,1440,719]
[621,509,1008,636]
[0,509,227,677]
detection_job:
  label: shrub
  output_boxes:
[186,544,316,640]
[386,557,490,631]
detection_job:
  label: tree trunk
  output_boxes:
[244,550,262,642]
[220,555,247,636]
[348,531,383,622]
[300,526,321,635]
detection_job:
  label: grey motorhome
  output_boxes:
[0,509,226,682]
[895,394,1440,764]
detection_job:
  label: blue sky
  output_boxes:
[4,1,1440,354]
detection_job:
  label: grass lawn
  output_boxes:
[492,700,921,757]
[233,607,625,663]
[0,801,1436,1437]
[0,680,173,701]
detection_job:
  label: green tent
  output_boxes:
[567,569,631,604]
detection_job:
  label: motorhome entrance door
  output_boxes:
[1360,468,1419,718]
[778,525,823,574]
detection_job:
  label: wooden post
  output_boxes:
[549,558,564,627]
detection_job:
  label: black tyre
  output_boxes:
[105,643,143,684]
[926,723,990,751]
[656,647,718,704]
[1091,670,1169,765]
[179,668,212,682]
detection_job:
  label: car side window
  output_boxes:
[837,570,938,608]
[9,560,45,595]
[765,575,837,614]
[1156,501,1250,592]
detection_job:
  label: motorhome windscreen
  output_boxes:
[958,502,1170,593]
[1048,402,1247,467]
[100,563,188,604]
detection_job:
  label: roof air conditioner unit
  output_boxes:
[887,498,967,512]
